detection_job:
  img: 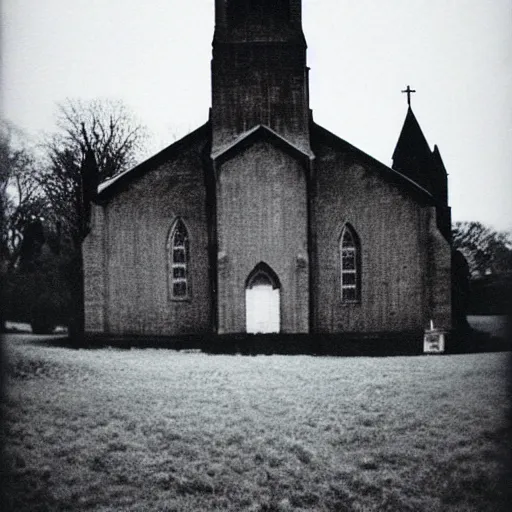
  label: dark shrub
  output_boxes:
[30,292,63,334]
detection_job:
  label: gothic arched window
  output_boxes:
[340,224,361,303]
[168,219,189,300]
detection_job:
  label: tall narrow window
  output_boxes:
[340,224,361,302]
[168,219,189,300]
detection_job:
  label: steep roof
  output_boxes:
[432,144,447,174]
[392,107,431,161]
[97,122,210,201]
[96,117,439,207]
[311,122,434,203]
[391,107,438,194]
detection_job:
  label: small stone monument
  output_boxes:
[423,319,446,353]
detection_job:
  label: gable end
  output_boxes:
[311,122,434,205]
[211,124,314,171]
[97,122,210,202]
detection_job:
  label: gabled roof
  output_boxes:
[96,116,436,206]
[211,124,314,167]
[97,122,210,200]
[311,122,434,203]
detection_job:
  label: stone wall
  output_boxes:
[426,207,452,330]
[216,140,309,333]
[211,36,310,154]
[84,135,212,336]
[312,138,450,333]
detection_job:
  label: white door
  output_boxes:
[246,284,280,334]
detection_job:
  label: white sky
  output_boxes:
[2,0,511,231]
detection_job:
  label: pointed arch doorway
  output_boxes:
[245,263,280,334]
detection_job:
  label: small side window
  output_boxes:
[340,224,361,303]
[168,219,190,300]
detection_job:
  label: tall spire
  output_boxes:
[392,106,433,187]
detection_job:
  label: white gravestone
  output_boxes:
[423,320,446,353]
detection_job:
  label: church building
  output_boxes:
[83,0,452,339]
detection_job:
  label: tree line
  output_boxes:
[1,99,148,333]
[1,99,511,333]
[452,221,512,316]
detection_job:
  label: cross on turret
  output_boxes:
[401,85,416,107]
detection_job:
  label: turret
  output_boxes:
[392,95,451,241]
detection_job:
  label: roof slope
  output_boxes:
[311,122,434,203]
[96,117,439,207]
[211,124,314,167]
[391,107,439,195]
[97,122,210,200]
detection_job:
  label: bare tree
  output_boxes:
[49,98,148,180]
[0,120,48,271]
[41,99,148,338]
[42,99,148,241]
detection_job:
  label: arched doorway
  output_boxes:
[245,263,280,334]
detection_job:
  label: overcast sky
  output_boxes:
[2,0,511,231]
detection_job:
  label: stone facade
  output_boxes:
[216,138,309,334]
[83,0,452,338]
[84,126,213,335]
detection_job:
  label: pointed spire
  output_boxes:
[432,144,446,174]
[431,144,448,205]
[392,106,433,188]
[392,103,451,240]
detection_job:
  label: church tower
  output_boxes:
[211,0,311,154]
[211,0,312,334]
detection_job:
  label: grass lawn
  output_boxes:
[2,336,511,511]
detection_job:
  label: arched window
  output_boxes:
[168,219,189,300]
[340,224,361,302]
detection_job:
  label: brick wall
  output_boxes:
[84,136,212,336]
[426,207,452,329]
[211,40,310,154]
[216,140,309,333]
[312,140,451,333]
[289,0,302,24]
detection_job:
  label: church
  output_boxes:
[83,0,452,339]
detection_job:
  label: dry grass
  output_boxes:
[2,336,511,511]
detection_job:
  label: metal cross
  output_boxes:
[401,85,416,106]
